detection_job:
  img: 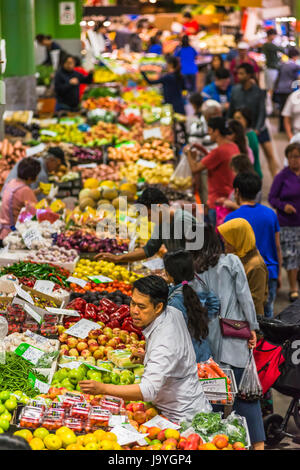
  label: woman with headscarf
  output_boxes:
[218,218,269,317]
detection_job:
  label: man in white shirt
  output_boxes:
[80,275,210,424]
[282,89,300,140]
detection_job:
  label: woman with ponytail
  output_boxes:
[140,55,186,114]
[164,250,220,362]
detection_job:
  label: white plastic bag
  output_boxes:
[238,350,263,401]
[170,153,193,190]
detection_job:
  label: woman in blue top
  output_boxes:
[175,35,198,93]
[141,56,185,114]
[148,32,163,55]
[164,250,220,363]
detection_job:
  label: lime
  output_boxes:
[0,417,9,431]
[4,398,17,412]
[2,411,12,422]
[0,391,10,402]
[0,404,5,415]
[0,428,4,434]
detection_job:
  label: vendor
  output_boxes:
[95,187,200,263]
[36,34,64,67]
[79,275,211,423]
[0,158,41,240]
[2,147,65,200]
[54,55,93,112]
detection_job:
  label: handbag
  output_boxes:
[219,317,251,340]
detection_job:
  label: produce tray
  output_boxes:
[199,368,237,405]
[30,254,79,274]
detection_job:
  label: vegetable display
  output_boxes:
[1,262,70,288]
[54,231,128,254]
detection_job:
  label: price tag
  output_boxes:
[77,163,97,169]
[142,258,164,271]
[117,124,129,133]
[14,343,45,366]
[121,423,149,446]
[34,280,54,295]
[128,234,137,252]
[66,277,87,288]
[64,319,100,339]
[58,361,82,370]
[15,285,34,305]
[45,307,80,317]
[143,127,162,140]
[22,228,43,249]
[28,372,51,393]
[110,425,148,446]
[144,415,180,430]
[115,141,136,149]
[124,108,141,117]
[23,303,43,325]
[137,159,157,169]
[25,330,50,345]
[88,275,113,283]
[40,130,57,137]
[109,415,127,427]
[25,143,46,157]
[199,377,227,400]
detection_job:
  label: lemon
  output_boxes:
[30,437,45,450]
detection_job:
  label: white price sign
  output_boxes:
[110,425,148,446]
[88,275,113,283]
[25,330,50,346]
[23,304,43,325]
[143,127,162,140]
[67,277,87,288]
[124,108,141,117]
[40,130,57,137]
[15,285,34,305]
[22,228,43,249]
[136,159,157,169]
[28,372,51,393]
[144,415,180,430]
[14,343,45,366]
[64,319,100,339]
[26,143,46,157]
[77,163,97,169]
[34,280,54,295]
[46,307,80,317]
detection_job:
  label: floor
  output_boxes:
[260,117,300,450]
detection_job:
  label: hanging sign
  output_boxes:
[59,2,76,25]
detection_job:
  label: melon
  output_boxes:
[84,178,99,190]
[102,188,118,200]
[120,183,137,194]
[79,197,96,210]
[99,180,117,189]
[89,189,101,201]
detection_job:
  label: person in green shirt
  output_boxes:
[262,29,285,101]
[233,107,262,179]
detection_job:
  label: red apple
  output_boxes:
[132,403,145,413]
[97,322,105,328]
[77,341,88,352]
[68,348,79,357]
[145,407,158,420]
[117,344,126,350]
[112,328,121,336]
[93,349,104,360]
[130,332,139,341]
[107,339,118,348]
[134,411,147,424]
[103,327,113,339]
[112,336,122,345]
[126,403,134,412]
[104,346,114,356]
[59,345,69,356]
[88,329,102,340]
[59,333,68,343]
[164,438,178,447]
[146,427,161,440]
[81,349,92,358]
[67,337,78,349]
[157,430,166,442]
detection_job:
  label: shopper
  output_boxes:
[129,21,144,53]
[95,187,199,263]
[205,55,224,86]
[174,35,198,93]
[227,119,254,164]
[182,11,199,36]
[282,88,300,140]
[148,31,163,55]
[2,147,65,198]
[54,55,93,112]
[269,143,300,302]
[202,68,232,113]
[229,63,278,178]
[186,116,239,226]
[188,93,207,137]
[233,107,262,179]
[0,158,41,240]
[79,275,211,423]
[225,172,281,318]
[164,250,220,362]
[141,56,185,114]
[194,225,265,450]
[36,34,64,67]
[262,29,285,100]
[277,48,300,133]
[230,42,260,84]
[218,218,269,317]
[225,32,243,65]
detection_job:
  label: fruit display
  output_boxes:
[118,112,144,128]
[108,140,174,163]
[83,86,119,99]
[32,247,78,265]
[54,231,128,254]
[83,97,125,113]
[69,287,131,305]
[73,259,141,283]
[73,162,120,183]
[0,140,28,185]
[93,68,119,84]
[119,162,174,185]
[0,391,23,434]
[39,124,85,145]
[83,122,129,146]
[122,89,163,107]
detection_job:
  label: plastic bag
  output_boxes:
[238,350,263,401]
[170,153,192,190]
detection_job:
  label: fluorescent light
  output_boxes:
[149,0,157,3]
[80,21,87,26]
[88,21,95,27]
[103,21,111,27]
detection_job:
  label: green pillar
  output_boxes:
[1,0,35,78]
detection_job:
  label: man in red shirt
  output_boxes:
[186,117,239,226]
[182,12,199,36]
[230,42,260,84]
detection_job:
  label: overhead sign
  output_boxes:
[59,2,76,25]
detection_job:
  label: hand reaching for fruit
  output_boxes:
[94,253,120,262]
[79,380,104,395]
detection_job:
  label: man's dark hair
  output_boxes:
[285,142,300,158]
[137,187,169,208]
[237,62,255,77]
[215,68,230,80]
[267,28,276,37]
[233,172,262,200]
[189,92,203,110]
[288,48,300,59]
[36,34,46,43]
[133,275,169,309]
[17,158,41,181]
[207,116,228,136]
[47,146,65,165]
[183,11,192,19]
[231,154,254,174]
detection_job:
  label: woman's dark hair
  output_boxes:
[190,92,203,110]
[0,435,31,450]
[17,158,41,181]
[285,142,300,158]
[234,107,253,128]
[207,116,228,136]
[166,55,185,90]
[164,250,209,342]
[133,275,169,310]
[183,11,192,19]
[288,48,300,59]
[62,55,75,66]
[94,21,105,32]
[227,119,248,155]
[181,35,190,48]
[136,187,169,208]
[211,54,224,70]
[48,146,66,165]
[231,154,254,174]
[193,225,223,273]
